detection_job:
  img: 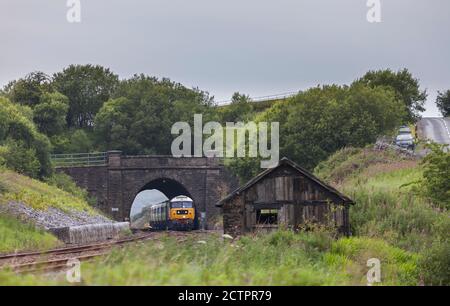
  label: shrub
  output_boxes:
[45,172,95,206]
[419,143,450,209]
[0,140,40,178]
[0,97,52,178]
[33,92,69,136]
[419,240,450,285]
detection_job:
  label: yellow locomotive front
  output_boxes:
[168,196,195,230]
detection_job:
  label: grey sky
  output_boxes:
[1,0,449,116]
[130,189,168,218]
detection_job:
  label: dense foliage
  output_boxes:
[94,74,214,154]
[354,69,427,121]
[33,92,69,136]
[436,90,450,117]
[53,65,119,128]
[217,92,254,123]
[0,97,52,178]
[419,143,450,209]
[227,83,406,181]
[2,71,53,108]
[1,66,426,174]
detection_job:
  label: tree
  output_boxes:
[3,71,52,107]
[354,69,427,121]
[0,97,52,178]
[219,92,253,122]
[67,130,94,153]
[94,74,213,155]
[226,84,405,179]
[0,139,41,178]
[436,90,450,117]
[52,64,119,128]
[33,92,69,136]
[420,143,450,209]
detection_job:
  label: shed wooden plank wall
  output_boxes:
[222,164,351,236]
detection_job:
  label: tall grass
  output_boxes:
[0,168,95,213]
[316,147,449,285]
[0,231,420,286]
[316,147,448,252]
[0,215,59,254]
[344,165,449,252]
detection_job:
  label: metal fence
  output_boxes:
[217,91,298,105]
[51,152,108,167]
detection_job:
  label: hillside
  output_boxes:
[0,214,59,254]
[316,146,449,285]
[315,147,448,249]
[3,146,448,285]
[0,169,112,253]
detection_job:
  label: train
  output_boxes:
[148,195,196,231]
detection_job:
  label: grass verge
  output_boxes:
[0,214,59,254]
[0,230,420,286]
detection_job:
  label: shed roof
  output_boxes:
[216,157,354,207]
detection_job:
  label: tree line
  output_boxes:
[0,64,444,180]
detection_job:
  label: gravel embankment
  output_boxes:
[0,201,114,229]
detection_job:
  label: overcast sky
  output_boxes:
[1,0,449,116]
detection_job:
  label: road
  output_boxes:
[417,117,450,146]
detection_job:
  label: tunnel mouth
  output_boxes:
[138,178,192,200]
[131,178,199,230]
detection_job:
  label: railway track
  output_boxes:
[0,232,156,274]
[0,230,208,274]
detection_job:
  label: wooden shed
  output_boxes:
[216,157,354,237]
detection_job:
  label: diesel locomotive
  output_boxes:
[148,195,196,230]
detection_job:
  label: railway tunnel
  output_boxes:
[54,152,239,229]
[139,178,192,200]
[130,178,200,230]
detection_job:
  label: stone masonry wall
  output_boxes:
[57,152,238,229]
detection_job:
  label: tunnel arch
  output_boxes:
[138,177,193,200]
[58,155,239,229]
[130,177,200,230]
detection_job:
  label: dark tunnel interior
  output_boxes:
[139,178,192,201]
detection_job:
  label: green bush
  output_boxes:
[419,239,450,285]
[0,97,52,178]
[45,172,95,205]
[419,143,450,209]
[67,129,94,153]
[33,92,69,136]
[0,140,40,178]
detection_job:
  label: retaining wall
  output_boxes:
[50,222,130,244]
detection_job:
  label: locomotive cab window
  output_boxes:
[171,201,193,208]
[256,209,278,225]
